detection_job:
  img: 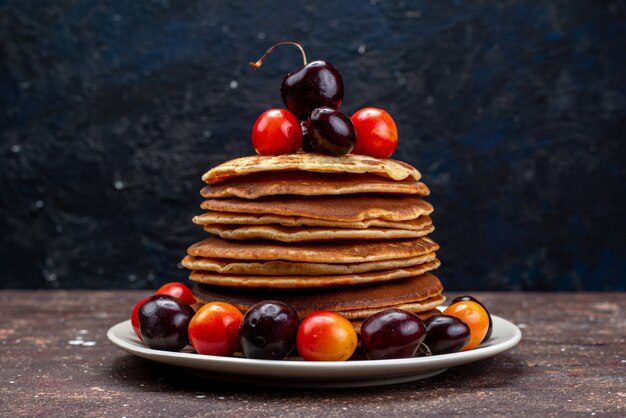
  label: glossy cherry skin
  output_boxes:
[300,120,316,151]
[188,302,244,356]
[281,60,344,120]
[308,107,356,156]
[296,311,357,361]
[360,309,426,360]
[451,295,493,342]
[155,282,196,306]
[137,295,195,351]
[423,315,471,355]
[239,301,301,360]
[131,296,151,341]
[351,108,398,159]
[442,301,490,351]
[252,109,303,155]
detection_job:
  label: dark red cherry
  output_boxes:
[360,309,426,360]
[249,42,344,120]
[308,107,356,156]
[423,315,471,355]
[451,295,493,342]
[239,300,301,360]
[280,60,343,119]
[300,120,316,151]
[138,295,195,351]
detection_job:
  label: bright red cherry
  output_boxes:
[155,282,196,306]
[131,297,151,341]
[251,109,303,155]
[296,311,357,361]
[188,302,244,356]
[351,108,398,159]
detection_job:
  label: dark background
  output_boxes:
[1,1,625,290]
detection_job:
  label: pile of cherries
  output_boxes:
[131,282,493,361]
[249,42,398,159]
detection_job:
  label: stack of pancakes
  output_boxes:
[183,154,445,331]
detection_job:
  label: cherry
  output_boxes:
[300,120,316,151]
[251,109,302,155]
[360,309,426,360]
[239,301,301,360]
[137,295,195,351]
[451,295,493,343]
[249,42,344,120]
[155,282,196,306]
[308,107,356,156]
[188,302,243,356]
[296,311,357,361]
[442,301,490,351]
[131,297,151,341]
[423,315,471,355]
[351,108,398,159]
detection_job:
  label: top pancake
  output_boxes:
[202,154,421,184]
[200,195,433,222]
[200,172,430,199]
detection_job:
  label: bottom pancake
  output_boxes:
[192,272,444,317]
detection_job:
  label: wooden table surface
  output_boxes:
[1,291,625,417]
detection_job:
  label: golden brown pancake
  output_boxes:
[202,153,421,184]
[200,195,433,222]
[338,296,445,319]
[200,172,430,199]
[193,212,433,231]
[188,259,440,288]
[202,223,434,242]
[187,236,439,263]
[191,273,444,317]
[182,252,437,276]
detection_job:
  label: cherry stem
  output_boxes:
[249,42,308,71]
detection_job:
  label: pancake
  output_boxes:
[192,273,444,317]
[200,195,433,222]
[338,296,445,319]
[202,153,421,184]
[200,172,430,199]
[193,212,433,231]
[188,236,439,263]
[202,223,435,242]
[188,259,440,288]
[182,252,437,276]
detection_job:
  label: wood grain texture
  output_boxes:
[0,1,625,290]
[1,291,624,416]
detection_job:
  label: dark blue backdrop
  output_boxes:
[1,0,625,290]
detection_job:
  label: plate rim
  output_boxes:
[107,313,522,373]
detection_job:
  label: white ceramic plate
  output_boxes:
[107,314,521,388]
